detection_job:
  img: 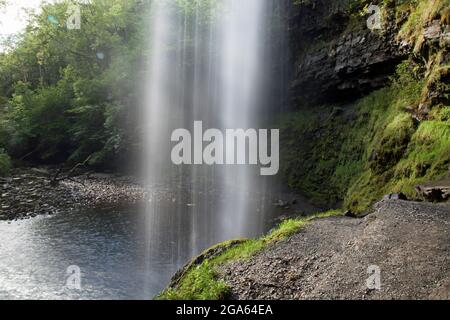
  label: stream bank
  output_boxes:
[0,168,146,221]
[0,167,318,223]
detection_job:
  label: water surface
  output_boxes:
[0,186,284,300]
[0,206,163,300]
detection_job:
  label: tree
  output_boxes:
[0,0,148,167]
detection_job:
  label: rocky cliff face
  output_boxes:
[279,0,449,211]
[287,0,449,106]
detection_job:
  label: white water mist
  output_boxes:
[141,0,282,295]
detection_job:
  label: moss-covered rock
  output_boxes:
[281,58,449,213]
[165,239,246,292]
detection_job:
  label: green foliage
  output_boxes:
[0,0,147,167]
[0,149,11,177]
[0,0,223,168]
[157,210,342,300]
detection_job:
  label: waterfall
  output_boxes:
[216,0,266,239]
[141,0,285,295]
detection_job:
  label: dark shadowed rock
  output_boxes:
[383,193,408,201]
[416,178,450,202]
[344,210,357,218]
[288,0,408,106]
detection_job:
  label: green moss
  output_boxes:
[424,51,450,105]
[369,113,416,173]
[159,260,230,300]
[432,105,450,121]
[346,121,449,210]
[157,210,343,300]
[278,106,351,206]
[394,121,450,182]
[398,0,448,50]
[280,58,449,213]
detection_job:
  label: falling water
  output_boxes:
[142,0,287,294]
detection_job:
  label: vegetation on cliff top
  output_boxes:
[398,0,449,50]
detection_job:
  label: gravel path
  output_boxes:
[219,200,450,300]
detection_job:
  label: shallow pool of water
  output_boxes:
[0,202,279,299]
[0,206,172,300]
[0,176,314,301]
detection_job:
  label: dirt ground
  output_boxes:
[219,200,450,300]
